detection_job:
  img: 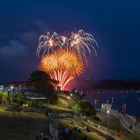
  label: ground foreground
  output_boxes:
[0,110,48,140]
[0,94,140,140]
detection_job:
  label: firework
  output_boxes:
[37,30,98,64]
[36,32,62,56]
[68,30,98,64]
[36,29,98,90]
[39,50,84,90]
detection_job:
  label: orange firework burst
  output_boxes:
[39,50,84,90]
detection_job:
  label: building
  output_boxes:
[0,85,4,91]
[101,103,112,112]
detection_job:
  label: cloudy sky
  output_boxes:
[0,0,140,82]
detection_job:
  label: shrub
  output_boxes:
[72,99,96,116]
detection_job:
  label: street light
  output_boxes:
[10,85,14,105]
[107,110,110,135]
[107,110,110,114]
[10,85,14,90]
[70,93,73,97]
[67,96,70,99]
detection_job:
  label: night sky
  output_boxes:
[0,0,140,83]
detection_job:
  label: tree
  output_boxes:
[1,90,8,105]
[15,94,23,104]
[28,71,58,104]
[9,92,14,105]
[72,99,96,116]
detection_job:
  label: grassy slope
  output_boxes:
[0,111,48,140]
[55,95,140,140]
[58,119,104,140]
[0,95,139,140]
[120,134,140,140]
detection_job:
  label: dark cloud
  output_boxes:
[17,31,38,45]
[33,20,54,32]
[0,40,28,58]
[16,20,53,46]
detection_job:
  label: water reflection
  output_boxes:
[86,89,140,116]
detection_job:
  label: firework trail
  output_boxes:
[37,32,61,56]
[37,30,98,64]
[68,30,98,64]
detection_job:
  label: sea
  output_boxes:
[86,89,140,116]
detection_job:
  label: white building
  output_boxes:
[24,91,46,100]
[101,103,112,112]
[0,85,4,91]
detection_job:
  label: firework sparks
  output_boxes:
[69,30,98,63]
[39,50,84,90]
[36,29,98,90]
[37,32,61,56]
[37,29,98,64]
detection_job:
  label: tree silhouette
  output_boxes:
[28,71,58,104]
